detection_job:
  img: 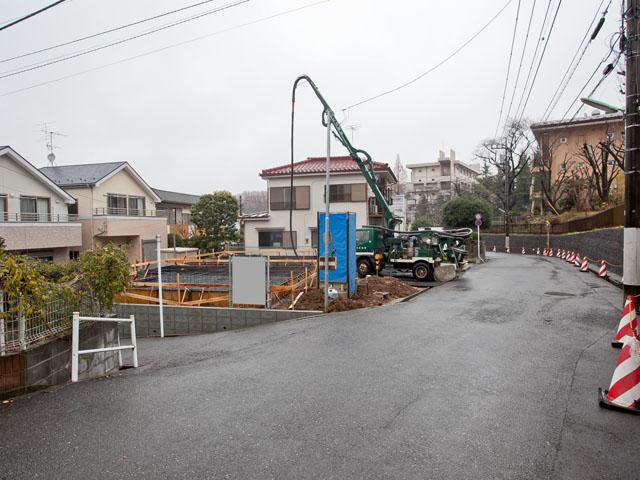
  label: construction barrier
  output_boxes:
[598,334,640,415]
[612,296,638,348]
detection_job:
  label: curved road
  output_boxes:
[0,253,636,479]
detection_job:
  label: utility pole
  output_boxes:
[624,0,640,300]
[504,146,510,251]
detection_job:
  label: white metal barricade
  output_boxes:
[71,312,138,383]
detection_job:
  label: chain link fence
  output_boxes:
[0,295,95,356]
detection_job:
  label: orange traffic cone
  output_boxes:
[543,248,548,256]
[566,251,574,263]
[599,260,607,278]
[599,334,640,415]
[521,246,526,255]
[493,245,496,252]
[574,253,582,267]
[536,247,540,255]
[579,256,589,272]
[613,296,638,348]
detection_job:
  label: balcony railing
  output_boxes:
[0,212,79,223]
[93,208,164,217]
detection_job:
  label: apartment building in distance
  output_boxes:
[40,162,167,263]
[529,111,624,214]
[405,149,481,228]
[0,146,82,262]
[243,156,396,255]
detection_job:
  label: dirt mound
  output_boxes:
[291,276,421,312]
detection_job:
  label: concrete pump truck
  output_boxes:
[291,75,472,282]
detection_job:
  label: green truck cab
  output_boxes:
[356,226,470,281]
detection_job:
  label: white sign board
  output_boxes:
[231,256,267,306]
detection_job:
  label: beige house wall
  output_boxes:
[79,217,167,263]
[533,114,625,194]
[0,153,70,217]
[0,223,82,251]
[63,168,157,216]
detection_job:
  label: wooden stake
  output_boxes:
[177,273,181,306]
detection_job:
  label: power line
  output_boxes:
[502,0,537,131]
[343,0,514,111]
[541,0,610,121]
[512,0,554,123]
[0,0,68,33]
[560,32,620,120]
[0,0,250,80]
[495,0,522,137]
[515,0,563,123]
[0,0,225,65]
[0,0,330,98]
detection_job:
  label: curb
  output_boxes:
[586,263,622,289]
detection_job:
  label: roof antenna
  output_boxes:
[41,122,66,166]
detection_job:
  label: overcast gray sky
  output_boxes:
[0,0,624,193]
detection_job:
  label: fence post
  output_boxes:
[130,315,138,368]
[71,312,80,382]
[18,304,26,351]
[0,317,5,357]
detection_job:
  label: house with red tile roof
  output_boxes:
[243,156,396,255]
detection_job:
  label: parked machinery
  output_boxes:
[291,74,472,282]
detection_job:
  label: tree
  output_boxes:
[79,244,130,315]
[442,195,493,229]
[576,132,624,205]
[474,119,533,215]
[412,216,433,229]
[535,144,573,214]
[191,191,239,251]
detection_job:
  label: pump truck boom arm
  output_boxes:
[292,75,401,229]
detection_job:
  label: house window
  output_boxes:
[107,194,145,215]
[607,132,615,140]
[0,195,6,221]
[20,196,49,222]
[325,183,367,202]
[69,250,80,260]
[107,194,127,215]
[310,228,318,248]
[258,230,297,248]
[128,196,145,216]
[560,137,567,144]
[269,186,310,210]
[68,200,78,215]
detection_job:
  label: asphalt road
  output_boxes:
[1,253,637,479]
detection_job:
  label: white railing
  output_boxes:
[71,312,138,382]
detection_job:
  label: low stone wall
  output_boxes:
[484,227,623,275]
[1,322,120,395]
[114,304,323,338]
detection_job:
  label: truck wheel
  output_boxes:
[412,262,431,281]
[357,258,373,277]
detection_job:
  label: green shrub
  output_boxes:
[442,195,493,229]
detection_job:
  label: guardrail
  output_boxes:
[93,208,165,217]
[71,312,138,382]
[0,212,79,223]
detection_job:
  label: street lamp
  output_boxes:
[580,97,623,113]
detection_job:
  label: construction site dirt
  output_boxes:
[289,276,422,312]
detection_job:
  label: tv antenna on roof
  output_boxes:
[40,122,66,166]
[345,124,360,142]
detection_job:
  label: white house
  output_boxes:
[243,156,396,255]
[0,146,82,262]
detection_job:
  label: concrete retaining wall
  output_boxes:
[484,227,623,275]
[1,322,120,395]
[114,304,323,338]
